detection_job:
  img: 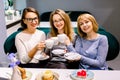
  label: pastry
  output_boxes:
[42,70,54,80]
[36,70,59,80]
[17,66,27,79]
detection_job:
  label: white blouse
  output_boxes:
[15,29,46,64]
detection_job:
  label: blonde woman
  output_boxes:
[65,14,109,70]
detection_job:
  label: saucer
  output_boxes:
[70,70,94,80]
[52,49,66,55]
[6,71,32,80]
[64,52,81,60]
[34,55,49,60]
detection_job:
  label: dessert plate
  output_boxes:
[70,70,94,80]
[34,54,49,60]
[52,49,66,55]
[36,71,59,80]
[64,52,81,60]
[25,71,32,80]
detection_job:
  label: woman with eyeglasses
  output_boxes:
[65,14,109,70]
[15,7,47,68]
[45,9,78,69]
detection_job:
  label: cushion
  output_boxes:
[69,11,91,21]
[40,12,51,21]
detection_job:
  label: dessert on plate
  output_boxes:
[77,69,87,79]
[42,70,54,80]
[11,66,32,80]
[70,69,94,80]
[17,66,27,79]
[36,70,59,80]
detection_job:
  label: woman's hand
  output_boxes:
[36,41,45,50]
[64,36,71,45]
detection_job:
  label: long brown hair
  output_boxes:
[49,9,74,41]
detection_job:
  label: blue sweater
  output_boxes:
[67,34,108,70]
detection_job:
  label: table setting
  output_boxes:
[1,67,120,80]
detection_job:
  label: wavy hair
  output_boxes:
[49,9,74,41]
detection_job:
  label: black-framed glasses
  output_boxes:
[25,17,38,23]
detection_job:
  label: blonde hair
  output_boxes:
[77,13,98,38]
[49,9,74,41]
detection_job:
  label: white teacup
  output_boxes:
[57,34,67,43]
[45,39,54,49]
[51,37,59,45]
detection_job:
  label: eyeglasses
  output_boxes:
[53,19,64,24]
[25,17,38,23]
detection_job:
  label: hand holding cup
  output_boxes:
[37,41,45,50]
[45,39,54,49]
[50,37,59,45]
[57,34,67,43]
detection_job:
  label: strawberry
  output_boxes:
[81,70,87,77]
[77,71,82,76]
[77,69,87,78]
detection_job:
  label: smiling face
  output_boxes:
[79,18,93,34]
[52,14,65,33]
[77,14,98,37]
[23,12,39,30]
[49,9,74,41]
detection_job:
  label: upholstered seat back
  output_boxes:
[4,26,119,61]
